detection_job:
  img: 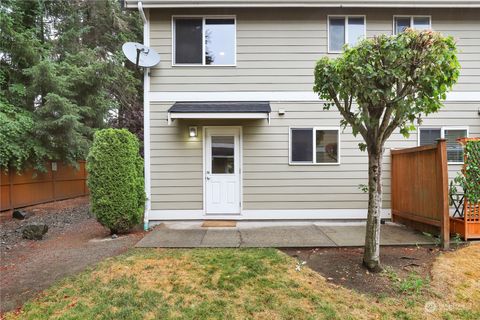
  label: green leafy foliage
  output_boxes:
[454,140,480,203]
[0,101,47,171]
[313,30,460,150]
[0,0,142,172]
[87,129,145,234]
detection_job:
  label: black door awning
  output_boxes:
[167,101,271,125]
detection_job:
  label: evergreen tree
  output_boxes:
[0,0,143,172]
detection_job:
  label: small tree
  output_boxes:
[87,129,145,234]
[313,30,460,271]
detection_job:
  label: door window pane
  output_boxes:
[291,129,313,162]
[211,136,235,173]
[445,129,467,163]
[347,17,365,47]
[394,17,411,34]
[316,130,339,163]
[205,19,235,65]
[419,128,441,146]
[413,17,430,30]
[174,18,203,64]
[329,18,345,52]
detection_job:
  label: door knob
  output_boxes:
[206,176,210,180]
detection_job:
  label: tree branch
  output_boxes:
[328,86,368,140]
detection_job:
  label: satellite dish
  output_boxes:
[122,42,160,68]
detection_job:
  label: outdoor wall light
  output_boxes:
[189,126,198,138]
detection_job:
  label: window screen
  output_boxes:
[394,17,411,34]
[205,19,235,65]
[174,18,203,64]
[419,128,441,146]
[329,17,365,52]
[316,130,339,163]
[419,128,467,163]
[329,18,345,52]
[347,17,365,47]
[291,129,313,162]
[445,129,467,163]
[413,17,430,30]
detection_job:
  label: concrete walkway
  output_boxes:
[136,221,436,248]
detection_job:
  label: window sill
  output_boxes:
[171,64,237,67]
[289,162,341,166]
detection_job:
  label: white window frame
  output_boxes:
[171,15,237,67]
[417,126,469,164]
[289,127,341,165]
[327,15,367,54]
[393,15,432,35]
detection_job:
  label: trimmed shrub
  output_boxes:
[87,129,145,233]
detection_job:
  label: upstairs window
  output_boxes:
[394,16,431,34]
[290,128,340,164]
[173,17,236,66]
[419,127,468,164]
[328,16,366,53]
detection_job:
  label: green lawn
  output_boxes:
[6,246,480,320]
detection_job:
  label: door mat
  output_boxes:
[201,220,237,228]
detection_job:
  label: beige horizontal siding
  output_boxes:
[149,8,480,92]
[149,101,479,211]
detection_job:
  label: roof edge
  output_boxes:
[125,1,480,9]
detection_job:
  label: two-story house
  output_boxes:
[124,0,480,228]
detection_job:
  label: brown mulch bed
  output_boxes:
[0,197,144,313]
[282,246,445,297]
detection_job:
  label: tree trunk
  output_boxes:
[363,149,384,272]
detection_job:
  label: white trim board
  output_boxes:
[148,209,392,221]
[141,5,151,230]
[150,91,480,102]
[125,1,480,9]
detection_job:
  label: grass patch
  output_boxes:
[383,267,429,296]
[5,245,480,319]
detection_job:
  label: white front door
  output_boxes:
[205,127,241,215]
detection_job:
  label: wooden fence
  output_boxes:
[391,139,450,249]
[1,161,88,212]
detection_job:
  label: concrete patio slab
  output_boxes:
[318,224,435,246]
[239,225,336,247]
[135,227,207,248]
[136,221,436,248]
[380,224,436,245]
[317,225,366,247]
[200,229,241,247]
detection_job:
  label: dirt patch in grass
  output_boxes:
[3,244,479,319]
[0,197,144,313]
[0,248,439,320]
[282,246,443,297]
